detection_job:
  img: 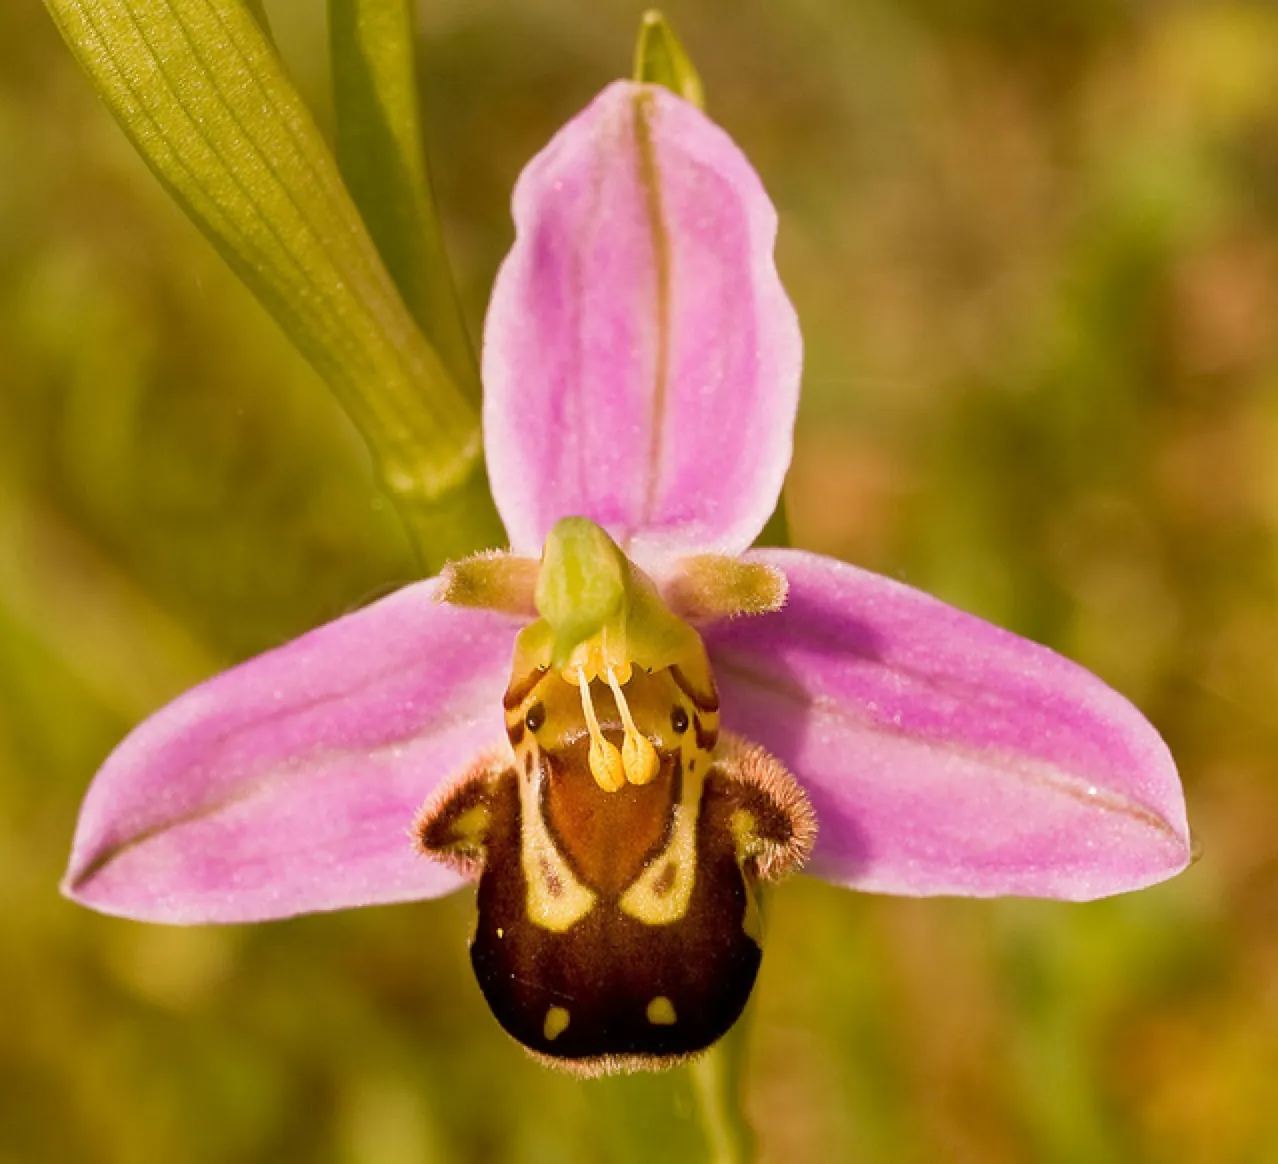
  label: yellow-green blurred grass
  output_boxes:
[3,1,1278,1161]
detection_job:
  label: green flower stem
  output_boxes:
[587,1072,705,1163]
[691,1021,758,1164]
[328,0,480,401]
[43,0,503,571]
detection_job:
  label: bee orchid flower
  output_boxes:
[64,81,1191,1075]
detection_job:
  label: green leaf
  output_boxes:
[329,0,479,400]
[241,0,271,38]
[633,10,705,109]
[42,0,504,569]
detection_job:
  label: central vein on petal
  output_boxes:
[710,651,1183,843]
[633,87,672,531]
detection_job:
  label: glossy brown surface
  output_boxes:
[467,764,763,1066]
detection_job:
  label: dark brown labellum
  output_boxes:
[416,670,813,1076]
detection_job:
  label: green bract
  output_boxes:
[634,10,705,111]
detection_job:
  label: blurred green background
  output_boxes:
[2,1,1273,1160]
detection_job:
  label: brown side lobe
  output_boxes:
[415,761,511,878]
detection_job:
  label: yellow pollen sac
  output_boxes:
[622,731,659,787]
[606,668,659,786]
[576,669,626,793]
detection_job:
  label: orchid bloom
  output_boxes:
[64,82,1190,1076]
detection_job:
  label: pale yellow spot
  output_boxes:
[495,927,504,939]
[450,804,491,845]
[729,807,760,862]
[544,1006,571,1041]
[646,996,677,1026]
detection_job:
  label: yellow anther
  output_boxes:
[590,739,626,793]
[577,669,626,792]
[606,667,659,786]
[623,732,659,786]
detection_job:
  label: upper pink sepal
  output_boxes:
[483,80,801,564]
[63,582,516,923]
[705,549,1191,901]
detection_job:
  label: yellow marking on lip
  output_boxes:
[646,996,677,1026]
[450,804,491,845]
[518,744,596,932]
[544,1007,571,1041]
[620,762,702,925]
[729,808,757,855]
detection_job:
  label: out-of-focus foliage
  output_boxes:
[3,0,1275,1160]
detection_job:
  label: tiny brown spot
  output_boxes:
[539,855,563,897]
[650,862,676,897]
[507,720,526,746]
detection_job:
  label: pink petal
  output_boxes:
[704,550,1190,901]
[64,582,517,923]
[483,80,801,564]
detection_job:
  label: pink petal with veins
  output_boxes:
[484,80,800,565]
[64,582,517,923]
[706,549,1190,901]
